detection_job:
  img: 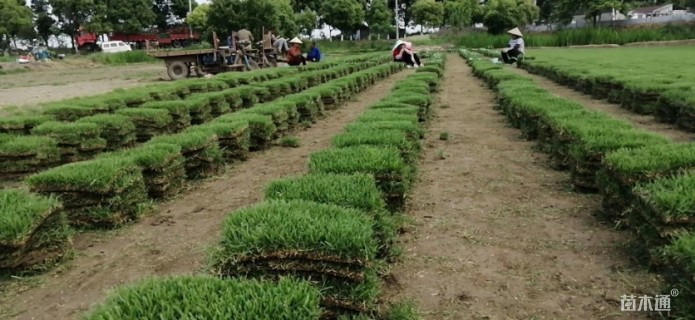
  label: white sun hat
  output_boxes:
[392,40,405,52]
[289,37,303,44]
[507,27,523,37]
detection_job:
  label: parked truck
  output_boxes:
[75,27,201,52]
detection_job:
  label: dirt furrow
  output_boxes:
[0,69,413,320]
[383,54,662,319]
[510,67,695,143]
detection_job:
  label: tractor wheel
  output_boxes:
[172,40,183,48]
[167,61,190,80]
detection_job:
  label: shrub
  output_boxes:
[25,158,147,228]
[0,189,70,271]
[84,276,322,320]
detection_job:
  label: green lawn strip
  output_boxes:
[0,188,70,272]
[84,276,323,320]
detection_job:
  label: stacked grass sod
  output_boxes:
[147,131,223,179]
[25,158,147,228]
[185,121,251,161]
[0,115,55,135]
[0,189,71,272]
[461,49,695,319]
[115,108,174,142]
[140,100,192,132]
[98,143,186,199]
[213,113,277,151]
[84,276,323,320]
[31,121,107,162]
[212,199,381,316]
[597,143,695,223]
[76,114,137,150]
[460,49,671,192]
[0,135,61,179]
[517,46,695,132]
[331,129,421,165]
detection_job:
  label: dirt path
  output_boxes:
[0,69,413,320]
[510,68,695,143]
[383,55,663,319]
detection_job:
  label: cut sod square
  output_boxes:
[309,146,411,211]
[598,143,695,222]
[0,189,71,272]
[99,143,186,199]
[659,233,695,317]
[25,158,148,228]
[345,121,424,140]
[76,114,138,150]
[331,129,421,164]
[186,122,251,162]
[357,110,419,125]
[368,104,423,122]
[42,104,96,121]
[30,121,107,160]
[287,92,322,123]
[148,131,223,180]
[264,173,398,254]
[218,88,244,111]
[141,100,192,132]
[0,115,55,135]
[183,97,214,125]
[212,199,378,282]
[214,114,277,151]
[238,104,291,137]
[0,135,61,179]
[115,108,174,142]
[201,91,233,116]
[84,276,322,320]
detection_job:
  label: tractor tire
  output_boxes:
[167,61,190,80]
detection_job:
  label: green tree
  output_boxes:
[31,0,56,45]
[94,0,156,33]
[295,8,318,35]
[0,0,33,48]
[411,0,444,28]
[187,3,209,32]
[443,0,481,28]
[208,0,298,38]
[482,0,538,34]
[153,0,196,30]
[49,0,103,50]
[320,0,366,38]
[367,0,394,37]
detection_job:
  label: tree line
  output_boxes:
[1,0,689,51]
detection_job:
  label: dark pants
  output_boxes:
[307,56,319,62]
[287,55,306,66]
[501,49,521,63]
[395,51,421,66]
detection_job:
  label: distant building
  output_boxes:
[628,4,674,19]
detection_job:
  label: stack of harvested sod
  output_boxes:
[211,54,444,319]
[185,121,251,162]
[115,108,174,142]
[31,121,108,162]
[0,135,61,179]
[0,115,54,135]
[76,114,137,150]
[25,158,148,228]
[147,131,223,180]
[84,276,324,319]
[0,189,71,272]
[461,49,695,319]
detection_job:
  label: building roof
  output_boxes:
[631,4,672,14]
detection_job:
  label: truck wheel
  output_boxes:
[167,61,189,80]
[172,40,182,48]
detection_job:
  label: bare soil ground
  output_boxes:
[0,69,413,320]
[382,54,664,319]
[510,67,695,143]
[0,61,164,111]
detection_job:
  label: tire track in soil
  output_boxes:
[0,69,414,320]
[382,55,663,319]
[509,67,695,143]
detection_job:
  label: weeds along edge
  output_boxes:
[0,56,401,275]
[459,49,695,317]
[80,54,446,319]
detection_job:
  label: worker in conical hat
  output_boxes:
[500,27,525,64]
[287,37,307,66]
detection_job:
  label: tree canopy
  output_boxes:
[411,0,444,28]
[320,0,366,37]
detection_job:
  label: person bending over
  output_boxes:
[287,37,307,66]
[500,27,525,64]
[392,40,422,68]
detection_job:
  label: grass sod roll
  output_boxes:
[567,129,669,191]
[659,233,695,318]
[31,121,107,161]
[25,158,147,228]
[0,114,55,135]
[147,131,223,180]
[264,173,399,257]
[76,114,137,150]
[0,189,71,272]
[185,121,251,161]
[99,143,186,199]
[84,276,323,320]
[115,108,174,142]
[597,143,695,222]
[140,100,192,132]
[0,135,61,179]
[214,113,276,151]
[332,129,421,165]
[309,146,411,211]
[345,121,424,140]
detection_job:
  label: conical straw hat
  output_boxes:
[507,27,523,37]
[392,40,405,52]
[289,37,303,44]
